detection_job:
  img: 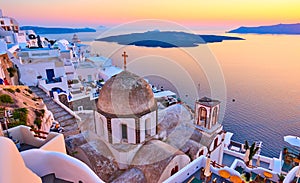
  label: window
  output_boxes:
[121,124,128,140]
[0,20,4,25]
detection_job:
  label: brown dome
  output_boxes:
[97,71,157,117]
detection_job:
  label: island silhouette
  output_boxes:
[96,30,244,48]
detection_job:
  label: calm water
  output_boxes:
[44,31,300,158]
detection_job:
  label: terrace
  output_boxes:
[3,125,66,153]
[282,147,300,173]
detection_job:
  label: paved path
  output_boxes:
[29,86,79,137]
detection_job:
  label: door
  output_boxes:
[46,69,55,82]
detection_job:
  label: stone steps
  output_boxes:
[53,110,70,119]
[29,86,79,137]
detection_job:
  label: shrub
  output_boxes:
[34,118,42,129]
[0,94,14,104]
[13,108,28,124]
[34,109,45,118]
[40,109,45,116]
[3,88,15,93]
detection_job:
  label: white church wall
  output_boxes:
[139,119,146,143]
[157,154,191,183]
[111,118,136,144]
[95,112,107,137]
[140,111,157,138]
[96,113,109,142]
[210,144,223,164]
[209,134,224,164]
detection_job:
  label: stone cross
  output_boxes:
[122,51,128,70]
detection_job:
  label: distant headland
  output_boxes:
[228,23,300,35]
[20,26,96,34]
[96,31,244,48]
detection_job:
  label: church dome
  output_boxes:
[97,71,157,117]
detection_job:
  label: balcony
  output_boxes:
[3,125,66,153]
[45,77,62,84]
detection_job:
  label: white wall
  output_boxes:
[18,60,66,86]
[0,39,7,53]
[75,67,98,82]
[21,149,104,183]
[7,125,66,153]
[163,156,206,183]
[158,154,191,183]
[0,137,42,183]
[140,111,157,138]
[95,112,107,138]
[209,134,224,164]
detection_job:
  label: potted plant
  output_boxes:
[244,140,260,166]
[278,173,285,183]
[7,67,17,77]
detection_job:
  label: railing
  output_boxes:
[211,161,225,168]
[53,97,81,121]
[45,77,62,84]
[30,129,49,139]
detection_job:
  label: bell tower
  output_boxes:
[194,97,220,130]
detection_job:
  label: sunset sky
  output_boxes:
[1,0,300,30]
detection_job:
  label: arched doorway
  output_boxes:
[198,149,204,157]
[58,93,69,107]
[214,138,218,150]
[170,165,179,176]
[212,107,218,126]
[198,107,207,127]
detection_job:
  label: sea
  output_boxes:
[41,29,300,158]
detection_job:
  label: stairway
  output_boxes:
[41,173,73,183]
[29,86,80,137]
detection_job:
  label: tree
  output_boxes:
[244,140,260,161]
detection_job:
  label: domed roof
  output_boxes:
[97,71,157,117]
